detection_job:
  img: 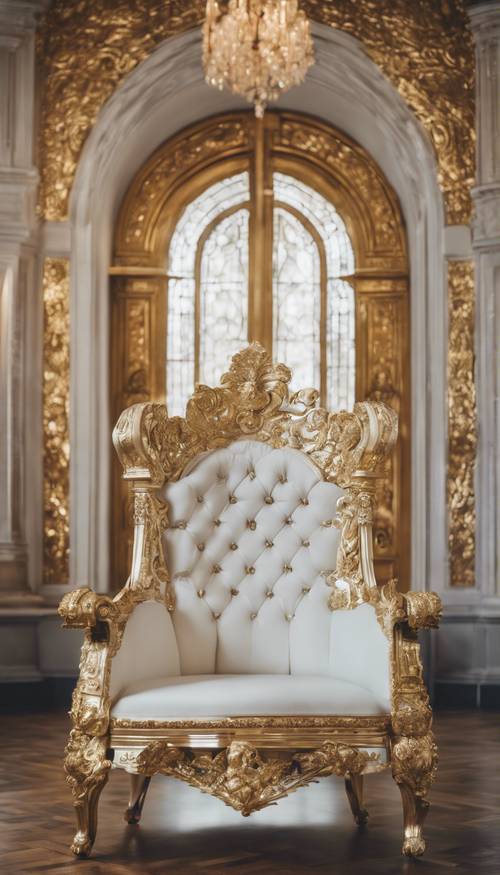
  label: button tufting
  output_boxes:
[264,496,274,504]
[229,495,237,504]
[230,587,239,596]
[250,612,257,620]
[302,586,311,594]
[176,521,187,529]
[212,564,222,574]
[214,518,221,526]
[197,543,205,552]
[214,612,221,620]
[265,539,274,548]
[197,589,205,598]
[285,613,295,622]
[246,566,256,575]
[230,542,238,551]
[302,539,310,547]
[279,474,287,484]
[266,590,274,598]
[248,469,256,480]
[300,497,309,506]
[283,564,292,573]
[197,495,204,503]
[285,516,293,525]
[247,519,256,530]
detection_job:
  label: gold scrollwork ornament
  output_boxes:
[136,740,381,816]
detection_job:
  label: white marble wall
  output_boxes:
[431,2,500,700]
[0,0,45,605]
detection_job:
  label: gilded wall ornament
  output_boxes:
[42,258,70,585]
[447,261,476,587]
[36,1,473,224]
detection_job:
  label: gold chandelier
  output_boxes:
[203,0,315,118]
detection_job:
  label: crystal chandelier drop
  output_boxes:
[203,0,315,118]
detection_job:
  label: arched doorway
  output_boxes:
[110,111,409,591]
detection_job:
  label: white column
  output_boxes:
[433,3,500,703]
[469,2,500,605]
[0,1,47,604]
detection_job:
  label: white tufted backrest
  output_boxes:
[161,440,343,675]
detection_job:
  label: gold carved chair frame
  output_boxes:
[59,344,441,858]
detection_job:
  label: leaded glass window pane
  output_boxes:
[273,172,356,410]
[166,277,195,417]
[199,209,249,388]
[272,207,321,391]
[327,279,356,410]
[166,172,249,415]
[166,167,355,417]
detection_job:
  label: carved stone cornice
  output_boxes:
[0,0,49,33]
[471,184,500,248]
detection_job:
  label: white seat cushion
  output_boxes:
[111,674,389,720]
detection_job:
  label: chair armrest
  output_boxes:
[403,591,442,631]
[59,587,118,636]
[373,580,442,636]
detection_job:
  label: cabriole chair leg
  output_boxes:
[125,774,151,824]
[64,729,112,857]
[391,732,437,857]
[344,774,368,825]
[396,781,429,857]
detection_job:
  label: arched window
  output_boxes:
[166,171,355,416]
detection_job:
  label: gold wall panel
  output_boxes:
[356,282,410,588]
[42,258,70,585]
[110,275,167,589]
[37,0,473,224]
[447,261,476,587]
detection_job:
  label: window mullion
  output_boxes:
[249,116,274,352]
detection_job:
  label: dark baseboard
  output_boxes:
[434,681,500,710]
[0,677,77,713]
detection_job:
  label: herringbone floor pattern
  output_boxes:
[0,711,498,874]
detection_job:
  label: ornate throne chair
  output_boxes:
[59,344,441,859]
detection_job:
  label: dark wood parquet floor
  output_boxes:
[0,710,498,874]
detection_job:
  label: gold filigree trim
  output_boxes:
[42,258,70,585]
[135,739,381,815]
[111,715,390,730]
[112,343,398,487]
[447,261,476,587]
[37,1,473,223]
